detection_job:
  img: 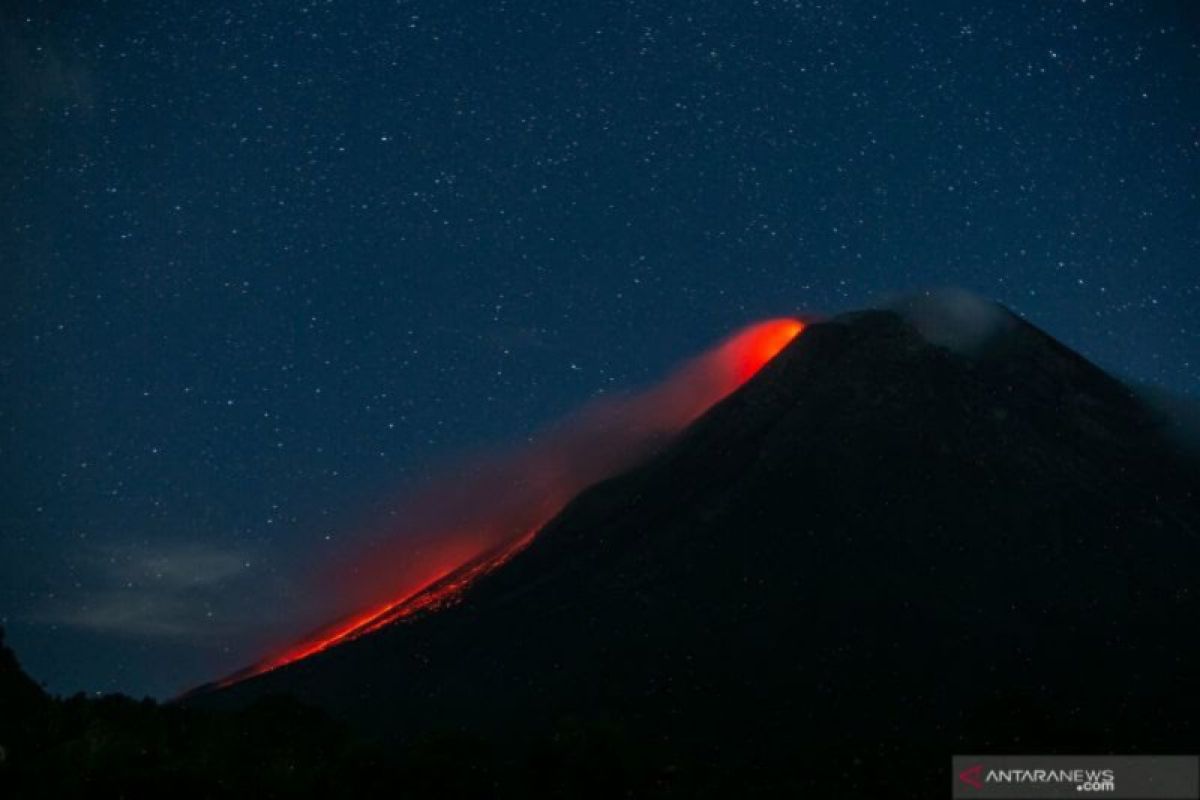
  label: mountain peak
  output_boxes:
[187,302,1200,797]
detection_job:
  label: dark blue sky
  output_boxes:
[2,0,1197,698]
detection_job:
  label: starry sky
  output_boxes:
[2,1,1197,699]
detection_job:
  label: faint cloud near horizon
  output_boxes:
[39,541,286,641]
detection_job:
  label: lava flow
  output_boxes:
[210,529,540,688]
[210,318,803,689]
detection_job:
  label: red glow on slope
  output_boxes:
[212,529,539,688]
[212,318,803,688]
[724,319,806,384]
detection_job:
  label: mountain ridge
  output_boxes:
[187,304,1200,796]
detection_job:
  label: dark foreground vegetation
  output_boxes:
[2,627,773,799]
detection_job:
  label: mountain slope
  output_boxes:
[190,306,1200,796]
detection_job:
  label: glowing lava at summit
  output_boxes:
[722,319,807,384]
[206,318,803,689]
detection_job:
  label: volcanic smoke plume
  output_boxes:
[218,319,803,685]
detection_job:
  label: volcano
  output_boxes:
[187,301,1200,797]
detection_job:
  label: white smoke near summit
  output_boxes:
[882,288,1017,355]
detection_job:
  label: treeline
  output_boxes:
[0,628,701,799]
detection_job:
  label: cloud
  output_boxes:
[53,592,224,639]
[137,547,248,589]
[41,542,275,641]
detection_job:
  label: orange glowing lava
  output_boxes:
[212,529,539,687]
[207,318,803,690]
[721,319,806,384]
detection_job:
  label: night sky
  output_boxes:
[2,1,1197,699]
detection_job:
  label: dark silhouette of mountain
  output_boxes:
[183,303,1200,797]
